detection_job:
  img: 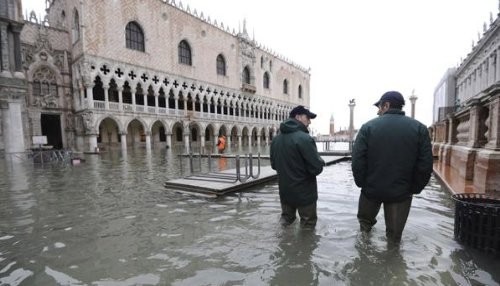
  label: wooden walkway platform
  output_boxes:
[164,155,350,197]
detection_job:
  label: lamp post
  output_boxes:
[348,99,355,152]
[409,89,418,119]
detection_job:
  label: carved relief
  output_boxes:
[81,111,94,133]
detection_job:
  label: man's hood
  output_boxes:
[279,118,308,134]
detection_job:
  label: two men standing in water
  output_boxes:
[271,91,433,244]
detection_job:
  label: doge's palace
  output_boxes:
[6,0,311,154]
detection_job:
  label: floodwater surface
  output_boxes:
[0,148,499,285]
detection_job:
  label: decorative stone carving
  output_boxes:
[82,111,94,133]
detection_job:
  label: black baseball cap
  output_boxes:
[289,105,317,119]
[373,91,405,107]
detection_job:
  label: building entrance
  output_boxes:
[41,114,63,149]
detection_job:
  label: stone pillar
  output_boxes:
[0,23,9,71]
[200,135,205,149]
[120,132,127,148]
[226,136,231,152]
[238,135,242,151]
[88,134,98,152]
[166,133,172,149]
[348,100,356,151]
[103,84,109,110]
[86,85,94,109]
[213,135,218,154]
[1,100,26,153]
[131,87,136,108]
[155,95,159,113]
[145,131,151,152]
[118,87,123,111]
[184,133,190,154]
[12,25,23,73]
[485,94,500,150]
[467,99,482,148]
[257,134,261,146]
[409,90,417,119]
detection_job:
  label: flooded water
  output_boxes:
[0,147,499,285]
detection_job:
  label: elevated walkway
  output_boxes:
[164,155,350,197]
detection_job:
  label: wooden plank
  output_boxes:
[164,156,350,196]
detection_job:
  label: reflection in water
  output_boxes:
[340,233,409,285]
[270,228,320,285]
[0,151,499,285]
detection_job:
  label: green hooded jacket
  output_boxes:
[351,109,433,203]
[270,118,325,206]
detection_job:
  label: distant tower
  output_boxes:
[329,115,335,136]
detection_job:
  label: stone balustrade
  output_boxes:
[431,92,500,194]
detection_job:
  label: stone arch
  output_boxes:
[151,120,167,148]
[125,118,146,148]
[242,126,250,146]
[251,126,259,146]
[171,121,184,146]
[204,123,216,146]
[97,117,121,148]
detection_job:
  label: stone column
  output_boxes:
[155,95,159,114]
[409,90,417,119]
[238,135,242,151]
[145,131,151,152]
[103,84,109,110]
[226,136,231,152]
[88,134,98,153]
[131,87,136,109]
[485,94,500,150]
[184,133,190,154]
[1,100,26,153]
[118,86,123,111]
[166,133,172,149]
[200,135,205,149]
[86,85,94,109]
[0,23,9,71]
[143,93,147,108]
[120,132,127,151]
[348,100,356,151]
[12,24,23,73]
[467,99,482,148]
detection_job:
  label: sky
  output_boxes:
[22,0,499,135]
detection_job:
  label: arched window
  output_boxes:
[283,79,288,94]
[260,56,264,68]
[126,21,145,52]
[31,66,58,107]
[298,85,303,98]
[216,54,226,75]
[243,66,251,84]
[72,9,80,44]
[178,40,192,65]
[263,72,270,89]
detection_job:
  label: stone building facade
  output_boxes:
[0,0,26,154]
[4,0,311,154]
[431,8,500,193]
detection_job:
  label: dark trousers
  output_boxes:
[280,201,317,227]
[357,192,412,242]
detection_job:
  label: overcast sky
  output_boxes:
[22,0,498,134]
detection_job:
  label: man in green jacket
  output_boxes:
[351,91,433,243]
[270,105,325,227]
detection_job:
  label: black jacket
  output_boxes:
[270,118,325,206]
[351,109,433,203]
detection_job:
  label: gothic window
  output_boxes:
[261,56,264,68]
[126,21,145,52]
[243,66,251,84]
[263,72,270,89]
[283,79,288,94]
[178,40,192,65]
[31,67,57,98]
[216,54,226,75]
[298,85,303,98]
[72,9,80,44]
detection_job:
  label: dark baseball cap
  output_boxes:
[289,105,317,119]
[373,91,405,107]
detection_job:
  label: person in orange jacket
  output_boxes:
[217,135,226,154]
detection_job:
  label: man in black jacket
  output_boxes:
[270,105,325,227]
[351,91,433,243]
